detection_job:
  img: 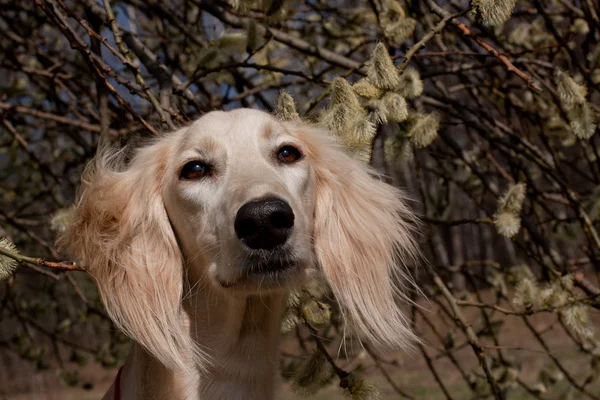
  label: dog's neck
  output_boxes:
[116,285,286,400]
[186,289,287,400]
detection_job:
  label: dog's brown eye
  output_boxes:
[180,161,210,180]
[277,145,302,163]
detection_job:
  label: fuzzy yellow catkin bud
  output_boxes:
[569,103,597,140]
[383,0,406,18]
[366,43,400,90]
[563,304,594,341]
[292,350,334,396]
[571,18,590,35]
[383,17,417,46]
[366,99,388,125]
[288,291,301,306]
[276,91,300,121]
[342,373,380,400]
[0,238,19,280]
[560,274,574,290]
[408,113,439,148]
[280,315,299,334]
[323,77,376,162]
[50,207,74,233]
[280,308,300,334]
[382,92,408,122]
[473,0,517,27]
[499,183,527,214]
[512,278,537,308]
[554,69,588,110]
[331,77,363,111]
[344,119,377,163]
[539,280,569,308]
[384,136,413,166]
[353,79,383,99]
[300,300,331,325]
[397,67,424,99]
[353,119,377,144]
[281,292,301,333]
[494,212,521,238]
[488,270,508,297]
[494,183,526,238]
[321,104,372,149]
[320,104,347,135]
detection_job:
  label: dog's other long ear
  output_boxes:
[58,137,202,374]
[295,123,421,350]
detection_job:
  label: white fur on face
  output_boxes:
[164,109,315,293]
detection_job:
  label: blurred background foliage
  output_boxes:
[0,0,599,399]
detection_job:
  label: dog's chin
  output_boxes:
[213,250,309,294]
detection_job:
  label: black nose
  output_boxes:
[234,197,295,250]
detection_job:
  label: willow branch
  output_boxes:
[0,246,85,272]
[102,0,174,129]
[426,0,542,92]
[398,10,468,74]
[433,275,504,399]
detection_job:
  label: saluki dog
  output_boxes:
[59,108,419,399]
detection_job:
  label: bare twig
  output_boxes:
[433,275,504,399]
[426,0,542,92]
[398,10,468,74]
[0,246,84,272]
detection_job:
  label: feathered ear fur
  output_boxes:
[291,123,421,349]
[58,137,202,375]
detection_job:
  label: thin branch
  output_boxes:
[102,0,174,129]
[426,0,542,92]
[36,0,160,135]
[433,275,504,399]
[398,10,469,74]
[198,2,362,70]
[0,246,85,272]
[0,102,116,134]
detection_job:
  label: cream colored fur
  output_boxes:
[59,109,419,400]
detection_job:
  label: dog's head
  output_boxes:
[60,109,419,373]
[163,110,316,293]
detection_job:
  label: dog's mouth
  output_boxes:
[215,249,305,290]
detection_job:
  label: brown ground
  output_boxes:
[3,290,599,400]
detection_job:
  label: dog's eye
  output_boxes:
[180,161,211,180]
[277,145,302,163]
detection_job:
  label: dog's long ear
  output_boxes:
[294,123,421,349]
[58,137,202,374]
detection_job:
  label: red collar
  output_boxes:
[114,366,124,400]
